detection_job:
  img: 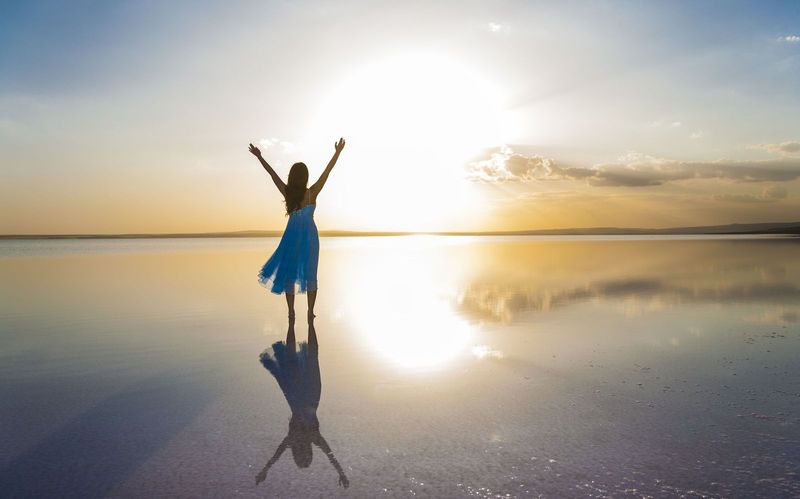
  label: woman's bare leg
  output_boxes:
[286,318,296,352]
[285,292,295,319]
[307,289,317,319]
[308,318,318,348]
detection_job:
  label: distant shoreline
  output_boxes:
[2,221,799,240]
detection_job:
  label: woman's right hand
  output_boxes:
[334,137,345,153]
[248,143,262,157]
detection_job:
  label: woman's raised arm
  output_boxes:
[309,138,345,198]
[249,143,287,196]
[255,436,290,485]
[313,433,349,488]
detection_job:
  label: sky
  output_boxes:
[1,0,799,234]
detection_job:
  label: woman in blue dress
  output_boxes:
[255,320,349,488]
[248,138,345,320]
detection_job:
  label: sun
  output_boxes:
[305,51,518,231]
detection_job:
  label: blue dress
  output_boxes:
[259,341,321,428]
[258,204,319,295]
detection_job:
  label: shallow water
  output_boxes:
[1,236,799,498]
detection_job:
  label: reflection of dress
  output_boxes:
[256,334,348,485]
[259,341,321,429]
[258,204,319,295]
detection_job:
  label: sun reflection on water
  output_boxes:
[331,237,476,370]
[353,294,474,370]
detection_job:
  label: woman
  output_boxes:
[256,320,349,488]
[248,138,345,320]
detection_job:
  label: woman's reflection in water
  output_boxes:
[256,318,349,488]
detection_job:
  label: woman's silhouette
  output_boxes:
[256,319,349,488]
[249,138,345,320]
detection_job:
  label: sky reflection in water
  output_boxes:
[0,236,798,497]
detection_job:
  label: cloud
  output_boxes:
[647,120,682,129]
[279,140,297,154]
[690,130,704,140]
[779,35,800,43]
[751,140,800,155]
[763,184,789,199]
[467,146,800,187]
[258,137,279,149]
[258,137,298,154]
[711,185,787,203]
[485,22,509,33]
[711,193,767,203]
[459,277,800,322]
[467,145,595,183]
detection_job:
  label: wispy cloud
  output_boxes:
[485,21,509,33]
[258,137,298,154]
[712,185,787,203]
[460,277,800,322]
[763,184,789,199]
[712,193,767,203]
[750,140,800,156]
[690,130,705,140]
[779,35,800,43]
[468,146,800,187]
[647,120,682,129]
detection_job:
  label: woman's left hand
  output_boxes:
[334,138,345,153]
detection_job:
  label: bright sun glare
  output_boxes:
[307,52,518,231]
[333,237,477,370]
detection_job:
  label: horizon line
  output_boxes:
[2,221,800,240]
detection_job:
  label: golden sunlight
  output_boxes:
[331,237,477,370]
[307,51,519,231]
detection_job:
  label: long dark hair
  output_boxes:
[289,415,314,468]
[285,162,309,215]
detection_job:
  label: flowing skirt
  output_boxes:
[257,207,319,295]
[260,341,321,427]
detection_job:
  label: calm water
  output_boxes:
[1,236,799,498]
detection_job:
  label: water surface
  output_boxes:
[1,236,799,497]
